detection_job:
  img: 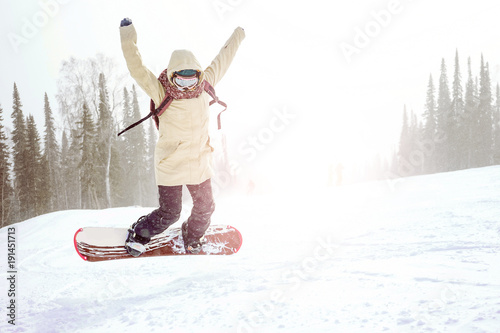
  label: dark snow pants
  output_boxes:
[132,179,215,244]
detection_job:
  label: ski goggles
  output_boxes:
[173,70,200,90]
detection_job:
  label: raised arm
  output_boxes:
[204,27,246,87]
[119,18,165,106]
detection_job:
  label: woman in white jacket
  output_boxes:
[119,17,245,255]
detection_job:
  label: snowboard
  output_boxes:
[74,225,242,262]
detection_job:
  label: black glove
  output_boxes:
[120,18,132,27]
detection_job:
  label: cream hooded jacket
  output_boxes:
[120,24,245,186]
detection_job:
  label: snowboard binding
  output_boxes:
[125,238,146,257]
[125,218,149,257]
[182,221,205,254]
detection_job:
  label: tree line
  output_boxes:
[0,55,159,227]
[396,51,500,178]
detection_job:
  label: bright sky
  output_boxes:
[2,0,500,187]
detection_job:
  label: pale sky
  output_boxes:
[2,0,500,186]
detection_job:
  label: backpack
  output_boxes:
[118,80,226,136]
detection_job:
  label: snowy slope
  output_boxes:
[1,166,500,332]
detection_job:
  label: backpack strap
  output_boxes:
[150,94,174,129]
[118,80,226,136]
[203,81,227,130]
[117,94,173,136]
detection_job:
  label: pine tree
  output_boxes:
[110,130,126,207]
[60,131,70,209]
[463,57,477,168]
[0,104,13,227]
[78,103,98,209]
[25,115,49,217]
[43,93,60,212]
[436,58,452,171]
[120,88,133,206]
[96,73,112,208]
[11,83,29,221]
[477,55,493,166]
[130,86,148,206]
[61,129,82,209]
[423,74,437,173]
[450,50,464,170]
[409,109,423,175]
[451,51,464,116]
[121,86,148,206]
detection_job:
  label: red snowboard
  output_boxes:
[74,225,242,262]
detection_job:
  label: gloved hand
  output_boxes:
[120,18,132,27]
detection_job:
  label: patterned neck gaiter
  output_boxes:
[158,68,204,98]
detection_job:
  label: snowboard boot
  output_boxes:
[182,221,204,254]
[125,217,149,257]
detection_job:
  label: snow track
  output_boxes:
[1,167,500,332]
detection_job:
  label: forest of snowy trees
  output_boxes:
[0,55,159,227]
[395,51,500,179]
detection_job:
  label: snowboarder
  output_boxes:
[119,17,245,256]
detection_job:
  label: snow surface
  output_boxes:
[1,166,500,332]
